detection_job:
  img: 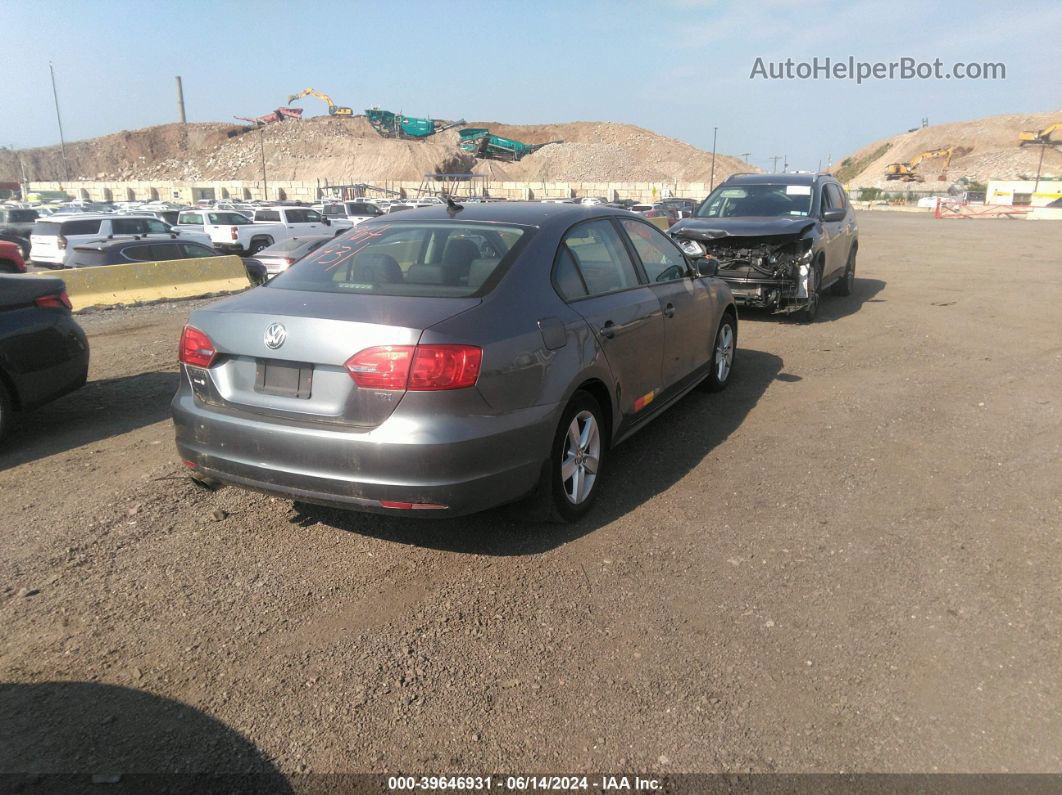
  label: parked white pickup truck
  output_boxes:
[178,207,350,255]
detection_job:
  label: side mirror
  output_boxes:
[322,218,331,226]
[822,207,846,222]
[697,258,719,277]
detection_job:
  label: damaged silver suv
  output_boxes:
[669,173,858,322]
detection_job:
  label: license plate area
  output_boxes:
[254,359,313,399]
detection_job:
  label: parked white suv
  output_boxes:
[321,201,384,226]
[29,215,212,266]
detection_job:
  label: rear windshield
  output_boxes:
[32,222,60,236]
[268,222,529,298]
[207,212,252,225]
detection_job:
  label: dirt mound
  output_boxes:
[837,111,1062,188]
[1,116,754,185]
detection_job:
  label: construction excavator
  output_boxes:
[884,146,957,182]
[287,88,353,116]
[1018,123,1061,146]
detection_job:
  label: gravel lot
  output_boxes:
[2,212,1060,777]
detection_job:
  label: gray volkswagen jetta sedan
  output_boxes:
[173,202,737,521]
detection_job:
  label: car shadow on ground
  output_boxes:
[0,681,291,791]
[0,370,178,471]
[739,277,886,325]
[295,347,783,555]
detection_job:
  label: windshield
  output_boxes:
[696,183,813,218]
[268,222,529,298]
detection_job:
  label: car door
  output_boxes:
[284,208,324,235]
[819,184,846,281]
[617,218,715,388]
[555,218,664,422]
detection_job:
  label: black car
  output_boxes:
[670,173,859,322]
[67,238,267,285]
[0,275,89,439]
[0,207,40,237]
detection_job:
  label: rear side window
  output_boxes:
[121,244,157,262]
[255,210,280,222]
[323,205,345,217]
[207,212,250,225]
[269,222,529,298]
[181,243,217,258]
[556,219,640,298]
[61,219,103,236]
[111,218,145,235]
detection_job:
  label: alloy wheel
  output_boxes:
[561,410,601,505]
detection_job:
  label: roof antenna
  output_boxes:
[442,193,463,215]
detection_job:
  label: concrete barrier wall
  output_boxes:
[39,256,249,310]
[26,179,715,205]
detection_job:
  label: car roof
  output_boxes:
[363,200,636,228]
[721,173,827,186]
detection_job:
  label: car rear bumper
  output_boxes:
[172,388,557,517]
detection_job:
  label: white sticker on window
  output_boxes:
[786,185,812,195]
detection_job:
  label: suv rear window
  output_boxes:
[7,210,38,222]
[32,222,60,236]
[268,222,529,298]
[61,219,104,235]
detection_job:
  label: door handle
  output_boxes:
[663,303,675,318]
[600,320,616,339]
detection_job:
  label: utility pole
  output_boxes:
[175,76,187,123]
[769,155,781,173]
[1033,141,1046,194]
[782,154,788,173]
[259,126,268,201]
[708,127,718,191]
[48,62,70,182]
[739,152,751,164]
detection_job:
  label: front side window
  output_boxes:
[121,244,156,262]
[269,222,529,298]
[619,219,688,283]
[145,220,170,234]
[556,219,640,298]
[696,183,813,218]
[255,210,280,222]
[111,218,143,235]
[324,205,344,217]
[180,213,204,225]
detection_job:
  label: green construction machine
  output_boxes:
[458,128,561,161]
[365,107,465,139]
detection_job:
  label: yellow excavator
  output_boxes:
[1018,123,1061,146]
[884,146,956,182]
[286,88,353,116]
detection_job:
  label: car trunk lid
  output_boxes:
[186,287,480,428]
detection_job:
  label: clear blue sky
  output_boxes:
[1,0,1058,171]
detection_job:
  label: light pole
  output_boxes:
[259,126,268,201]
[1033,141,1046,194]
[49,62,69,182]
[709,126,718,191]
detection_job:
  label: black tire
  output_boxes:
[0,259,19,274]
[546,390,607,523]
[795,260,823,322]
[0,378,12,441]
[831,245,857,296]
[247,237,272,256]
[701,312,737,392]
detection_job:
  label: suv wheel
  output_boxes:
[831,246,857,296]
[548,391,606,522]
[248,237,272,256]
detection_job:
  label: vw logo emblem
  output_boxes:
[264,322,287,350]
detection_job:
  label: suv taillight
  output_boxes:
[35,291,73,310]
[57,235,68,250]
[179,325,217,367]
[230,226,239,241]
[345,345,481,391]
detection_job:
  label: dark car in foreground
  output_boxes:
[173,202,737,520]
[0,231,31,261]
[669,173,858,321]
[0,275,89,439]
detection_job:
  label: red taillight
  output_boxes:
[379,500,448,510]
[408,345,482,390]
[35,291,73,310]
[230,226,239,241]
[179,325,217,368]
[344,344,481,391]
[57,235,68,250]
[345,345,414,390]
